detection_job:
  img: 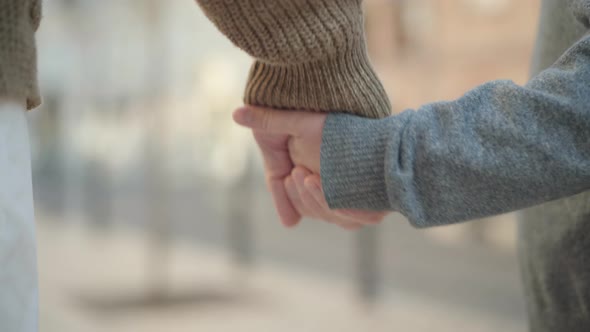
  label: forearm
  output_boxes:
[195,0,391,119]
[321,34,590,227]
[0,0,42,110]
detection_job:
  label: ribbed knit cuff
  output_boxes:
[197,0,391,119]
[320,111,414,211]
[245,45,391,119]
[0,0,42,110]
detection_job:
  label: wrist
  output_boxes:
[245,45,391,119]
[320,111,414,211]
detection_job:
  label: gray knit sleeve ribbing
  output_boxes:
[196,0,391,119]
[0,0,42,109]
[321,34,590,227]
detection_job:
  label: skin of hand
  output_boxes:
[233,106,388,229]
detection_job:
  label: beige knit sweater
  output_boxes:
[0,0,41,110]
[197,0,391,118]
[1,0,391,117]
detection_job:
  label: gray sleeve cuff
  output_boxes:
[320,111,414,212]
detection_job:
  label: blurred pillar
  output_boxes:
[355,227,380,304]
[143,0,172,300]
[82,158,113,229]
[57,3,87,225]
[35,94,69,216]
[81,106,114,231]
[226,155,256,270]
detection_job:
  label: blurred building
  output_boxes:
[366,0,539,110]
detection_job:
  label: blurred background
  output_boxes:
[30,0,540,331]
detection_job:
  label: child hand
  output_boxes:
[285,167,388,230]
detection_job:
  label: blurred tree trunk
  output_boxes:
[226,155,256,270]
[355,227,380,304]
[144,0,172,301]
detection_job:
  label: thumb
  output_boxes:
[233,106,304,136]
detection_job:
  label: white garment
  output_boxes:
[0,99,37,332]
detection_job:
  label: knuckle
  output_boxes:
[260,111,272,131]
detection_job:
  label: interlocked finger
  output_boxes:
[285,175,312,218]
[304,174,387,226]
[291,167,362,230]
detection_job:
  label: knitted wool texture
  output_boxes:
[0,0,41,110]
[197,0,392,119]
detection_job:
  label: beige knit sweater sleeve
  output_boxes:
[196,0,391,118]
[0,0,42,110]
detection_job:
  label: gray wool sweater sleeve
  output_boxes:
[320,33,590,228]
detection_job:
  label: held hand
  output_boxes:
[233,106,388,229]
[286,167,388,230]
[233,106,324,227]
[233,106,324,174]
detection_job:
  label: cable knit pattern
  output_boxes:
[0,0,41,110]
[197,0,391,118]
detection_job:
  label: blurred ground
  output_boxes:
[36,182,526,332]
[37,216,526,332]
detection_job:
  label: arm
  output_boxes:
[0,98,38,331]
[321,34,590,227]
[0,0,42,110]
[195,0,391,119]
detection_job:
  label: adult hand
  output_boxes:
[234,106,324,173]
[233,106,388,229]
